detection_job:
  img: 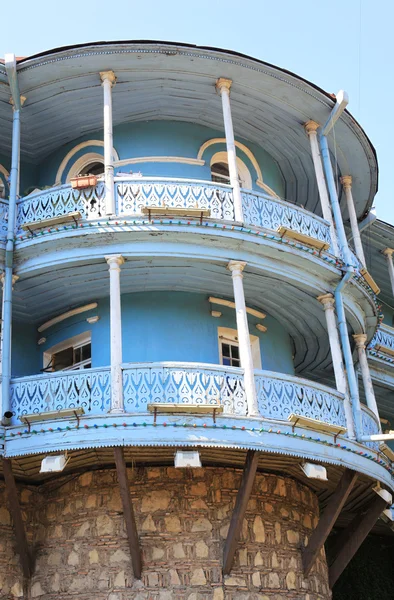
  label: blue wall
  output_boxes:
[35,121,285,198]
[12,292,294,376]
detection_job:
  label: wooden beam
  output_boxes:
[328,493,389,588]
[302,469,358,576]
[2,458,32,579]
[113,447,142,579]
[223,450,259,574]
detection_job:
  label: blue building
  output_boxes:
[0,41,393,599]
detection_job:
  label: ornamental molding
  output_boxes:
[55,140,119,185]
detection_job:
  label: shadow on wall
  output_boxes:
[331,535,394,600]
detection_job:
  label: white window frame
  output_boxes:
[66,153,104,182]
[218,327,262,370]
[210,151,252,189]
[43,332,92,372]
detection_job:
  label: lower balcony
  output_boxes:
[9,361,379,441]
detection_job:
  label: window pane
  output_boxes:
[232,359,240,367]
[74,347,82,363]
[232,346,239,359]
[222,357,231,366]
[82,343,91,361]
[222,344,230,357]
[52,347,74,371]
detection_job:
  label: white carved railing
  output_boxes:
[369,324,394,357]
[255,370,347,427]
[115,177,235,221]
[241,189,332,250]
[14,178,336,256]
[10,367,111,420]
[122,362,246,414]
[0,199,8,240]
[16,182,106,233]
[361,405,380,450]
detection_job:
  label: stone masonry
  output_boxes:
[0,466,331,599]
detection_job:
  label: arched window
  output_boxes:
[0,180,6,199]
[66,153,104,182]
[210,152,252,189]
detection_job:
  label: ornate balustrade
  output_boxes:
[10,367,111,421]
[14,178,335,255]
[241,189,332,250]
[255,370,347,427]
[16,182,105,233]
[0,199,8,242]
[369,324,394,359]
[8,362,382,450]
[122,362,246,414]
[115,177,235,221]
[361,405,380,450]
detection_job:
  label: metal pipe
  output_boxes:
[360,434,394,442]
[319,91,363,439]
[2,55,22,419]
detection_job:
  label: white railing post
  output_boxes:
[105,254,124,412]
[340,176,366,267]
[227,261,258,416]
[317,293,355,438]
[382,248,394,297]
[304,121,339,256]
[100,70,116,216]
[353,333,381,430]
[216,78,243,223]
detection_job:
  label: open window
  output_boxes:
[66,153,104,182]
[218,327,262,369]
[210,151,252,189]
[43,332,92,372]
[78,162,104,177]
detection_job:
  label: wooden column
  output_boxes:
[328,492,389,588]
[302,469,358,576]
[223,450,259,574]
[113,447,142,579]
[2,458,32,579]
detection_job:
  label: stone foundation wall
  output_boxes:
[0,466,331,599]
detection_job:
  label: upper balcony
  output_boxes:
[14,176,333,254]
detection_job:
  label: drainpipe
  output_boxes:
[1,54,23,421]
[319,91,362,438]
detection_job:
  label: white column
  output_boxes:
[382,248,394,297]
[353,333,381,429]
[105,254,125,413]
[100,70,116,216]
[216,78,243,223]
[317,293,355,438]
[227,261,258,416]
[0,273,18,377]
[340,176,366,267]
[304,121,339,256]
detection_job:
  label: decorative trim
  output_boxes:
[66,153,104,182]
[209,296,266,319]
[114,156,205,168]
[38,302,98,332]
[55,141,119,184]
[0,164,9,181]
[197,138,279,198]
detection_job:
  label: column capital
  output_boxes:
[317,293,335,309]
[216,77,232,95]
[382,248,394,257]
[0,273,19,288]
[353,333,367,348]
[304,120,320,135]
[340,175,352,189]
[227,260,247,274]
[100,70,117,86]
[105,254,125,268]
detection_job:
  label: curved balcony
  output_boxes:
[9,362,379,441]
[14,177,333,253]
[368,324,394,367]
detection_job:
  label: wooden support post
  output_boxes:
[113,447,142,579]
[223,450,259,574]
[328,493,389,588]
[2,458,32,579]
[302,469,358,576]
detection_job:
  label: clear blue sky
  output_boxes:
[1,0,393,223]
